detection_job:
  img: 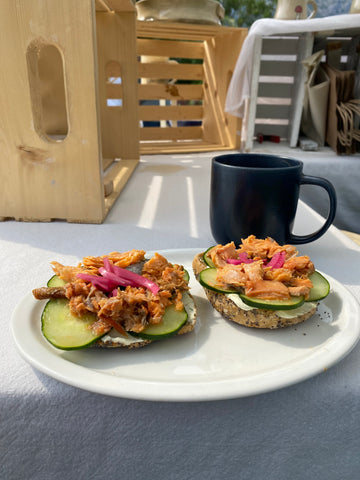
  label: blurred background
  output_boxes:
[221,0,353,27]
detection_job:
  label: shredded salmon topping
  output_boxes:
[209,242,238,267]
[50,250,188,335]
[51,249,146,279]
[209,236,315,301]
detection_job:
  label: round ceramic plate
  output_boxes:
[11,249,360,402]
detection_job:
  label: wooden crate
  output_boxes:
[241,32,313,152]
[135,21,247,154]
[0,0,139,223]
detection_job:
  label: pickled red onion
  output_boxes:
[76,273,117,291]
[227,252,254,265]
[76,257,159,295]
[266,251,286,269]
[226,251,286,269]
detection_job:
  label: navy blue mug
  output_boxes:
[210,153,337,245]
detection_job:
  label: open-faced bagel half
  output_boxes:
[192,253,318,329]
[95,291,197,348]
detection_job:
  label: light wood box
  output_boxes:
[0,0,139,223]
[135,21,247,154]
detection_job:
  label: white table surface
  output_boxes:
[2,150,360,480]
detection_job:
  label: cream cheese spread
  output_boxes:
[100,291,196,345]
[226,293,317,318]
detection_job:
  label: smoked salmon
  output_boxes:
[210,236,315,301]
[33,250,189,336]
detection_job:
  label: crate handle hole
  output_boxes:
[106,61,123,108]
[26,40,68,141]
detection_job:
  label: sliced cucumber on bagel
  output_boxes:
[183,269,190,283]
[239,293,305,310]
[130,303,188,340]
[199,267,239,294]
[199,257,330,311]
[47,275,65,288]
[306,271,330,302]
[203,246,216,268]
[199,266,304,310]
[41,298,105,350]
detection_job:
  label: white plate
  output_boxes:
[11,248,360,402]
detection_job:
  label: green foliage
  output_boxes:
[221,0,277,27]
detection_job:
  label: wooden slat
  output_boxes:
[137,20,229,41]
[140,141,234,154]
[105,62,123,77]
[104,158,139,216]
[96,8,139,160]
[139,105,203,121]
[137,38,204,60]
[260,60,297,77]
[106,83,123,98]
[138,83,203,101]
[140,126,202,141]
[96,0,135,12]
[138,62,203,81]
[95,0,111,12]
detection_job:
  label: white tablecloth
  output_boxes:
[225,14,360,118]
[2,151,360,480]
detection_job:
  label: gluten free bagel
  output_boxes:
[192,253,317,329]
[192,237,329,330]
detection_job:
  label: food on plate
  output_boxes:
[32,250,197,350]
[192,235,330,329]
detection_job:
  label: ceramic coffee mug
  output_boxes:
[210,154,337,245]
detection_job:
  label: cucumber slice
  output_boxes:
[47,275,66,287]
[239,293,305,310]
[203,246,216,268]
[130,304,188,340]
[200,267,305,310]
[183,269,190,283]
[199,267,240,294]
[41,298,104,350]
[307,271,330,302]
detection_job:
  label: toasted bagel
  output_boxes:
[192,253,317,329]
[95,291,197,348]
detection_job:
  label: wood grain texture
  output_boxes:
[137,21,247,153]
[0,0,138,223]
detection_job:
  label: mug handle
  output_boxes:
[288,174,337,245]
[307,0,317,18]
